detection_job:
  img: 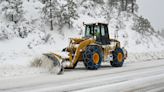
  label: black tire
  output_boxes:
[83,45,103,70]
[110,48,124,67]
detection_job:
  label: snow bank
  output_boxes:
[126,51,164,63]
[0,64,43,79]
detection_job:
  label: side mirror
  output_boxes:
[83,22,85,26]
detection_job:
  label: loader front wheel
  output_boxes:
[83,46,103,70]
[110,48,124,67]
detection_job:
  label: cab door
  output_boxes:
[98,24,110,45]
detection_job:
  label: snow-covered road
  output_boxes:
[0,59,164,92]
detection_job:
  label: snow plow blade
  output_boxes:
[31,53,64,75]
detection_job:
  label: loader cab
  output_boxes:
[84,23,110,45]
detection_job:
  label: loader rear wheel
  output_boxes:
[110,48,124,67]
[83,45,103,70]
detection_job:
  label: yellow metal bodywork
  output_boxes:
[67,38,120,67]
[61,38,96,68]
[71,38,96,67]
[50,37,120,68]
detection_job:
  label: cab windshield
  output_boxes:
[85,25,100,38]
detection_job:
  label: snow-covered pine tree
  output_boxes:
[42,0,78,30]
[133,16,154,36]
[107,0,138,13]
[125,0,138,13]
[41,0,59,30]
[58,0,78,28]
[107,0,123,17]
[92,0,104,4]
[0,0,23,23]
[80,0,105,18]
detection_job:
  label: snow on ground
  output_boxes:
[1,59,164,92]
[0,27,81,79]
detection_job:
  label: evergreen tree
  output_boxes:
[41,0,78,30]
[133,16,154,36]
[42,0,59,30]
[57,0,78,28]
[108,0,119,8]
[125,0,138,13]
[131,0,137,13]
[92,0,104,4]
[107,0,138,13]
[0,0,23,23]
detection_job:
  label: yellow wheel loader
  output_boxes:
[34,23,127,74]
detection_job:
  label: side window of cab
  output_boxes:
[101,25,105,36]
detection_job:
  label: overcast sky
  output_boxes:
[137,0,164,31]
